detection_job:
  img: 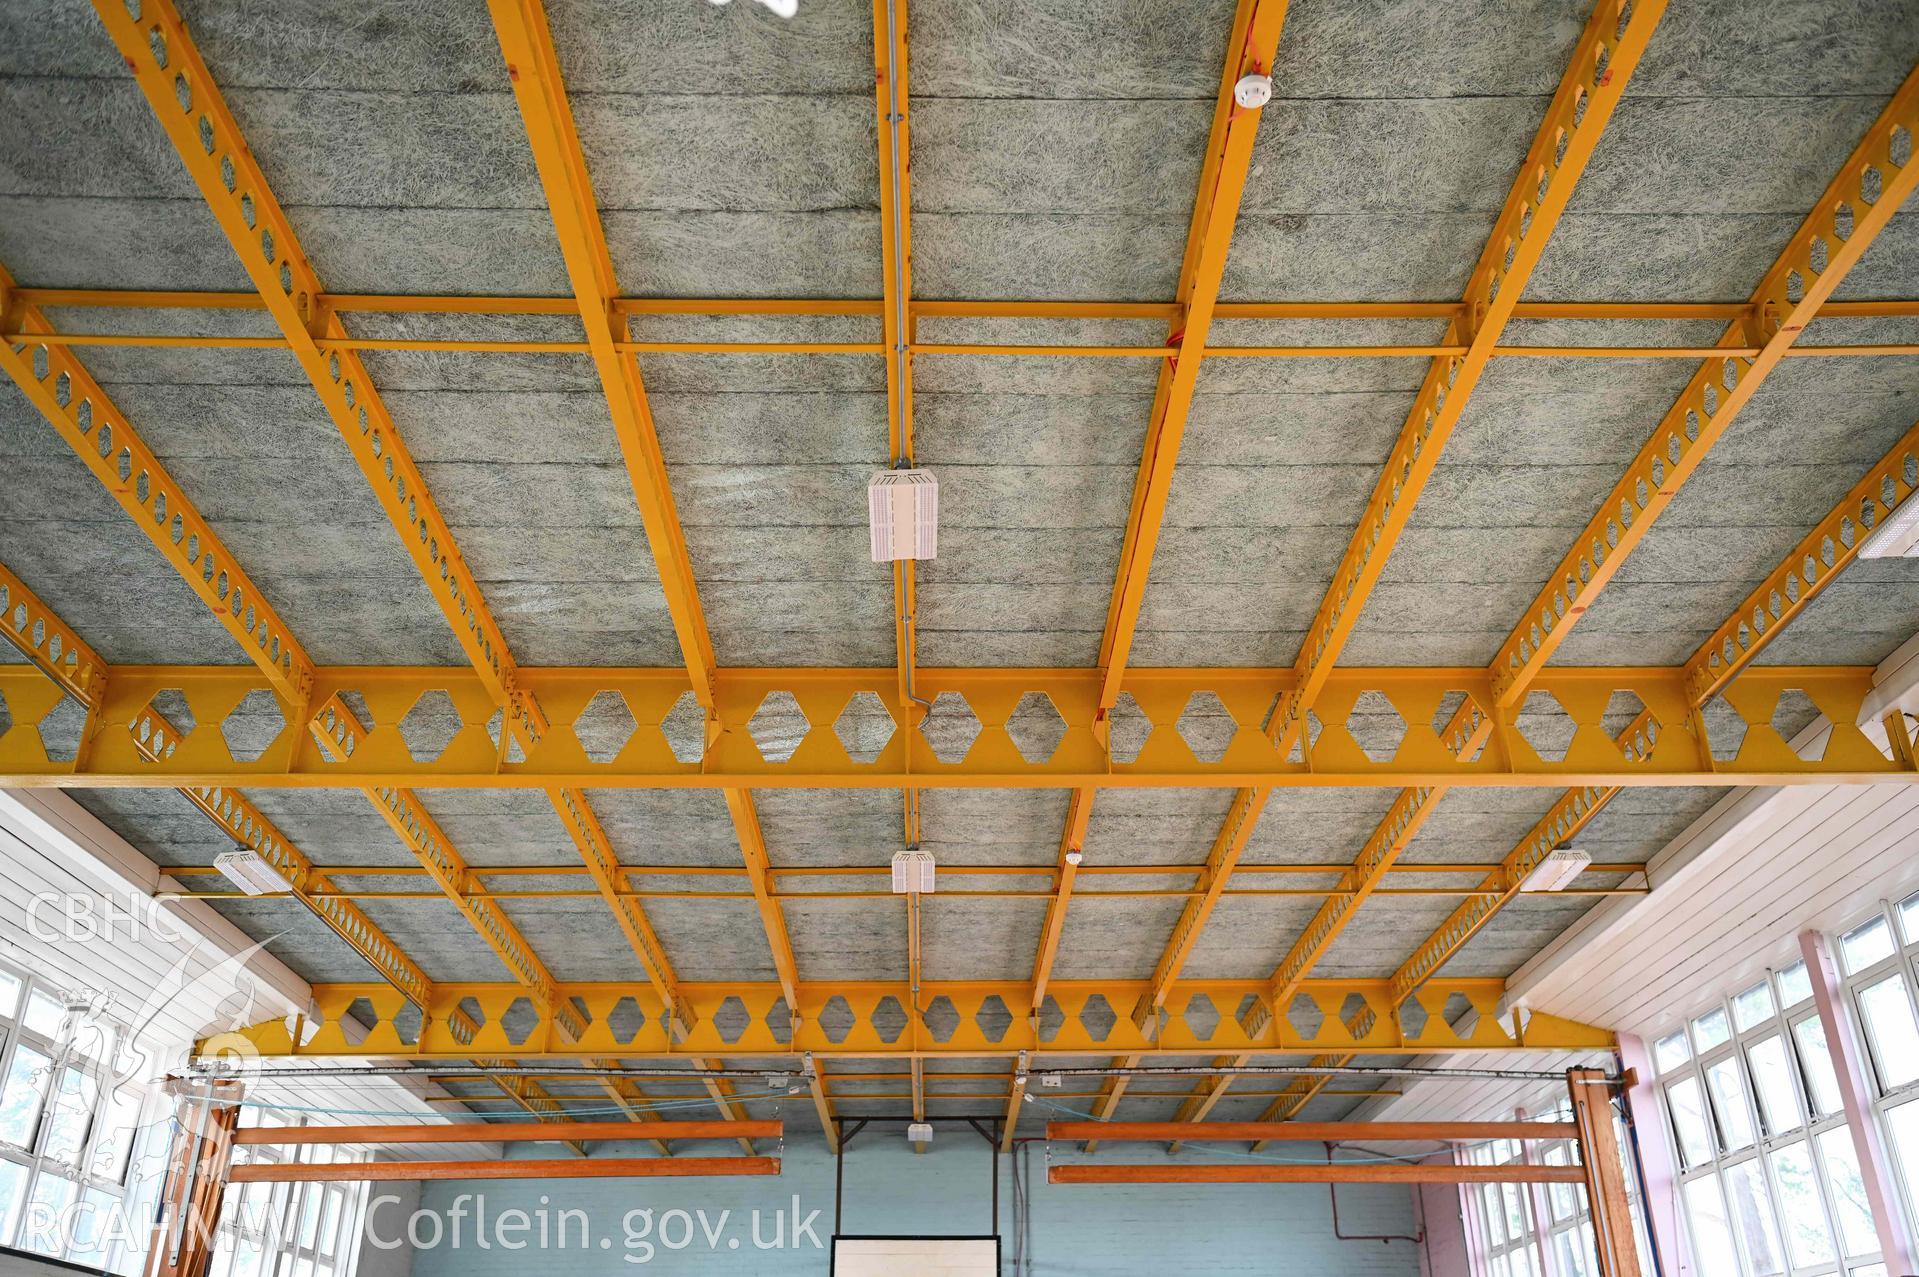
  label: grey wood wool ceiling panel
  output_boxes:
[0,0,1915,1145]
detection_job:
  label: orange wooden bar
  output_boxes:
[1048,1163,1586,1185]
[230,1157,782,1183]
[1044,1120,1576,1144]
[235,1119,781,1146]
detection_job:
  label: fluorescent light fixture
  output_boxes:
[1518,849,1591,893]
[891,850,935,895]
[869,469,939,562]
[1859,499,1919,560]
[906,1122,934,1144]
[214,849,294,896]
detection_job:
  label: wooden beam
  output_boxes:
[235,1120,782,1147]
[232,1157,783,1184]
[1046,1121,1577,1144]
[1048,1163,1587,1185]
[1569,1068,1643,1277]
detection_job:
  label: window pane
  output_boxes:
[1857,975,1919,1090]
[1842,917,1896,974]
[23,1172,79,1255]
[1816,1126,1878,1258]
[68,1187,119,1268]
[1706,1058,1756,1152]
[90,1087,143,1182]
[1670,1078,1715,1167]
[1685,1177,1742,1277]
[1694,1007,1733,1052]
[0,970,22,1021]
[1770,1141,1836,1266]
[1748,1035,1805,1135]
[23,990,65,1039]
[1793,1017,1844,1116]
[1777,961,1814,1008]
[0,1043,52,1148]
[1733,983,1776,1033]
[42,1066,97,1166]
[1886,1100,1919,1237]
[0,1160,28,1246]
[1724,1160,1786,1276]
[1554,1229,1591,1277]
[1655,1031,1691,1073]
[1502,1181,1529,1241]
[1897,891,1919,946]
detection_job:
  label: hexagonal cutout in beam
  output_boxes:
[1005,691,1067,764]
[833,691,896,764]
[573,690,638,764]
[399,689,463,763]
[220,688,287,764]
[918,691,982,764]
[1176,691,1236,764]
[747,690,809,764]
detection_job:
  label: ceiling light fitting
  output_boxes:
[1859,499,1919,559]
[891,849,936,894]
[869,468,939,561]
[214,848,295,896]
[1518,848,1592,893]
[706,0,798,18]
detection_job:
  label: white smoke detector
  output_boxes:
[891,849,935,895]
[1064,849,1083,867]
[1234,73,1273,109]
[214,848,294,896]
[906,1122,933,1144]
[1519,849,1592,893]
[1860,500,1919,559]
[869,469,939,562]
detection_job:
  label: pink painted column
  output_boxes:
[1800,927,1918,1273]
[1617,1032,1686,1275]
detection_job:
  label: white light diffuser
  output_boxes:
[869,469,939,561]
[1859,498,1919,560]
[905,1122,934,1144]
[890,849,935,895]
[1518,849,1591,893]
[214,849,294,896]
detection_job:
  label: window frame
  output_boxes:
[0,954,155,1272]
[1651,962,1869,1277]
[1838,892,1919,1248]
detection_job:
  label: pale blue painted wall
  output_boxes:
[397,1137,1423,1276]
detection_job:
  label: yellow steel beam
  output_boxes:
[5,663,1911,789]
[485,0,717,703]
[1044,4,1291,1123]
[484,0,811,1137]
[1112,0,1663,1131]
[0,560,107,706]
[1686,414,1919,704]
[19,287,1919,326]
[0,267,313,703]
[1490,64,1919,704]
[214,976,1615,1061]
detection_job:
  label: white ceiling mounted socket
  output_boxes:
[869,469,939,562]
[1859,498,1919,560]
[1233,73,1273,109]
[214,848,295,896]
[1518,848,1592,893]
[891,849,936,895]
[706,0,799,17]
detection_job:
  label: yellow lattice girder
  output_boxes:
[1490,64,1919,703]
